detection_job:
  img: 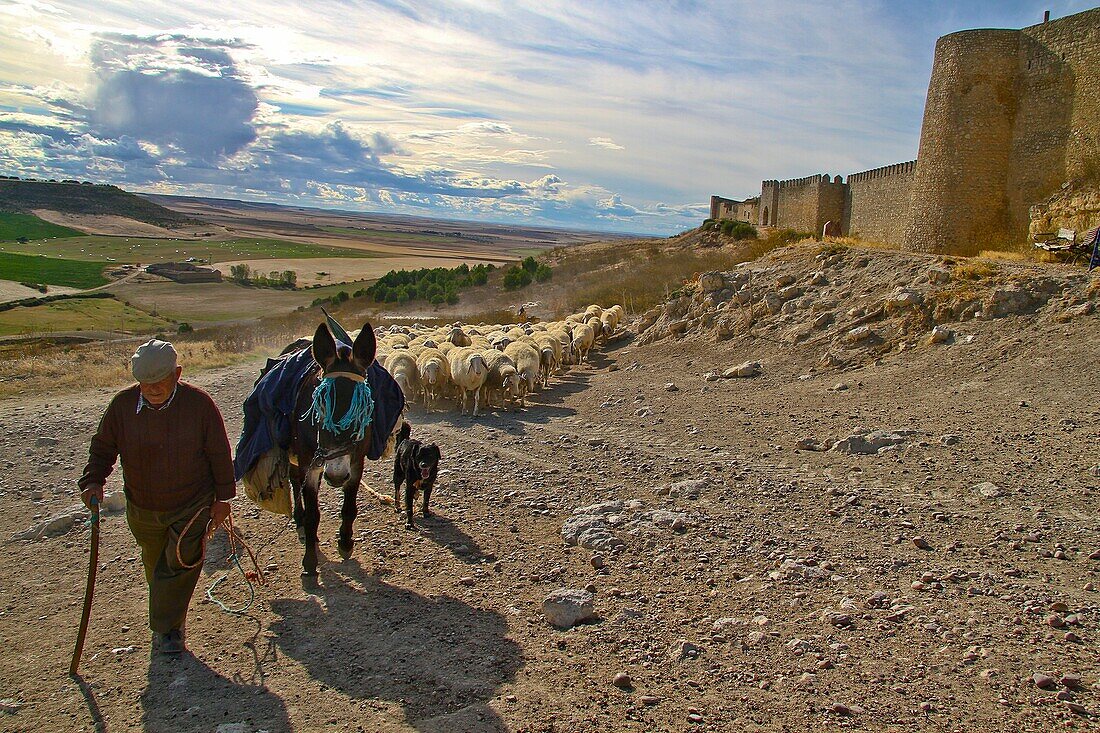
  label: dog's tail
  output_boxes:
[397,420,412,444]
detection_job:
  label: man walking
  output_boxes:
[79,339,235,655]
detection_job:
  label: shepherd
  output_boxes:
[78,339,235,656]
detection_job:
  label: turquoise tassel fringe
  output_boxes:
[306,377,374,441]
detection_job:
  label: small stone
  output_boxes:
[668,639,701,660]
[1064,631,1081,643]
[1066,701,1087,715]
[687,712,704,724]
[542,589,596,629]
[723,360,762,379]
[939,434,962,446]
[664,382,678,392]
[971,481,1004,499]
[912,536,932,550]
[920,701,934,713]
[458,576,475,586]
[639,695,660,706]
[590,554,606,569]
[1033,673,1058,690]
[703,372,720,382]
[828,703,853,716]
[1061,674,1083,690]
[1047,614,1066,629]
[929,325,953,344]
[612,672,633,690]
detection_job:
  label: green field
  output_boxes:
[0,235,380,264]
[0,251,107,288]
[0,212,85,241]
[0,296,171,336]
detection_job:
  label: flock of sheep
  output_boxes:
[362,303,624,416]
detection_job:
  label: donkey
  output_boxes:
[289,322,377,576]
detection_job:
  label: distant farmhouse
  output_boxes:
[146,262,222,283]
[709,8,1100,253]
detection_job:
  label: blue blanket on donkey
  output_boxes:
[233,346,406,480]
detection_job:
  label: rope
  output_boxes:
[176,504,270,615]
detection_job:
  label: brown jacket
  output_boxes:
[78,382,236,511]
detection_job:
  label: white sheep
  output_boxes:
[448,347,489,416]
[504,341,540,405]
[571,322,595,364]
[415,347,452,411]
[384,351,421,404]
[481,349,522,411]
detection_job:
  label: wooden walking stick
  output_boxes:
[70,495,100,676]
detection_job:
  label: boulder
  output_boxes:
[832,430,907,455]
[723,361,761,378]
[699,272,726,293]
[972,481,1005,499]
[845,326,873,344]
[929,325,954,344]
[543,589,597,629]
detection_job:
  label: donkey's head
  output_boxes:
[309,322,377,454]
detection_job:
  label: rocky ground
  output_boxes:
[1,242,1098,732]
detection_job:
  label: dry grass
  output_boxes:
[0,339,272,399]
[546,232,796,316]
[952,261,999,280]
[0,310,326,399]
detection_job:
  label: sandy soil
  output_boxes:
[1,246,1098,732]
[212,255,512,287]
[0,279,81,304]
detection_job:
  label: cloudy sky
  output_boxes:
[0,0,1092,234]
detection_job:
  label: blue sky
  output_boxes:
[0,0,1094,234]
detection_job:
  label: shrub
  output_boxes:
[534,264,552,282]
[502,266,532,290]
[177,322,194,333]
[521,256,539,273]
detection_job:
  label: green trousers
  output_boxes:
[125,492,212,634]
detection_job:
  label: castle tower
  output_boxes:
[904,29,1022,253]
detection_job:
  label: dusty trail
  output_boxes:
[2,250,1100,732]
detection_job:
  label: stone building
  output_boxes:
[708,7,1100,253]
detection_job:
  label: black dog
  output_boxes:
[392,422,441,529]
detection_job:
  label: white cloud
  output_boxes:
[588,137,623,151]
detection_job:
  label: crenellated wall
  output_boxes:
[769,174,847,234]
[905,8,1100,253]
[845,161,917,245]
[710,7,1100,254]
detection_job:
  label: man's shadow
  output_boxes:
[141,651,291,733]
[271,560,522,732]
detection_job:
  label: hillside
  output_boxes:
[0,179,199,228]
[1,239,1097,731]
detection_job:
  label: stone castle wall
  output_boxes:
[846,161,916,244]
[906,8,1100,252]
[767,174,847,234]
[711,8,1099,254]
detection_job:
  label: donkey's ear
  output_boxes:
[352,322,377,369]
[312,323,338,370]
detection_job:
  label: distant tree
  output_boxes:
[534,264,552,283]
[502,265,532,290]
[521,256,539,273]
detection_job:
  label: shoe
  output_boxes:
[157,628,186,656]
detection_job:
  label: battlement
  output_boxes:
[711,7,1099,252]
[847,161,917,184]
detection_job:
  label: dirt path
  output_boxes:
[1,296,1099,731]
